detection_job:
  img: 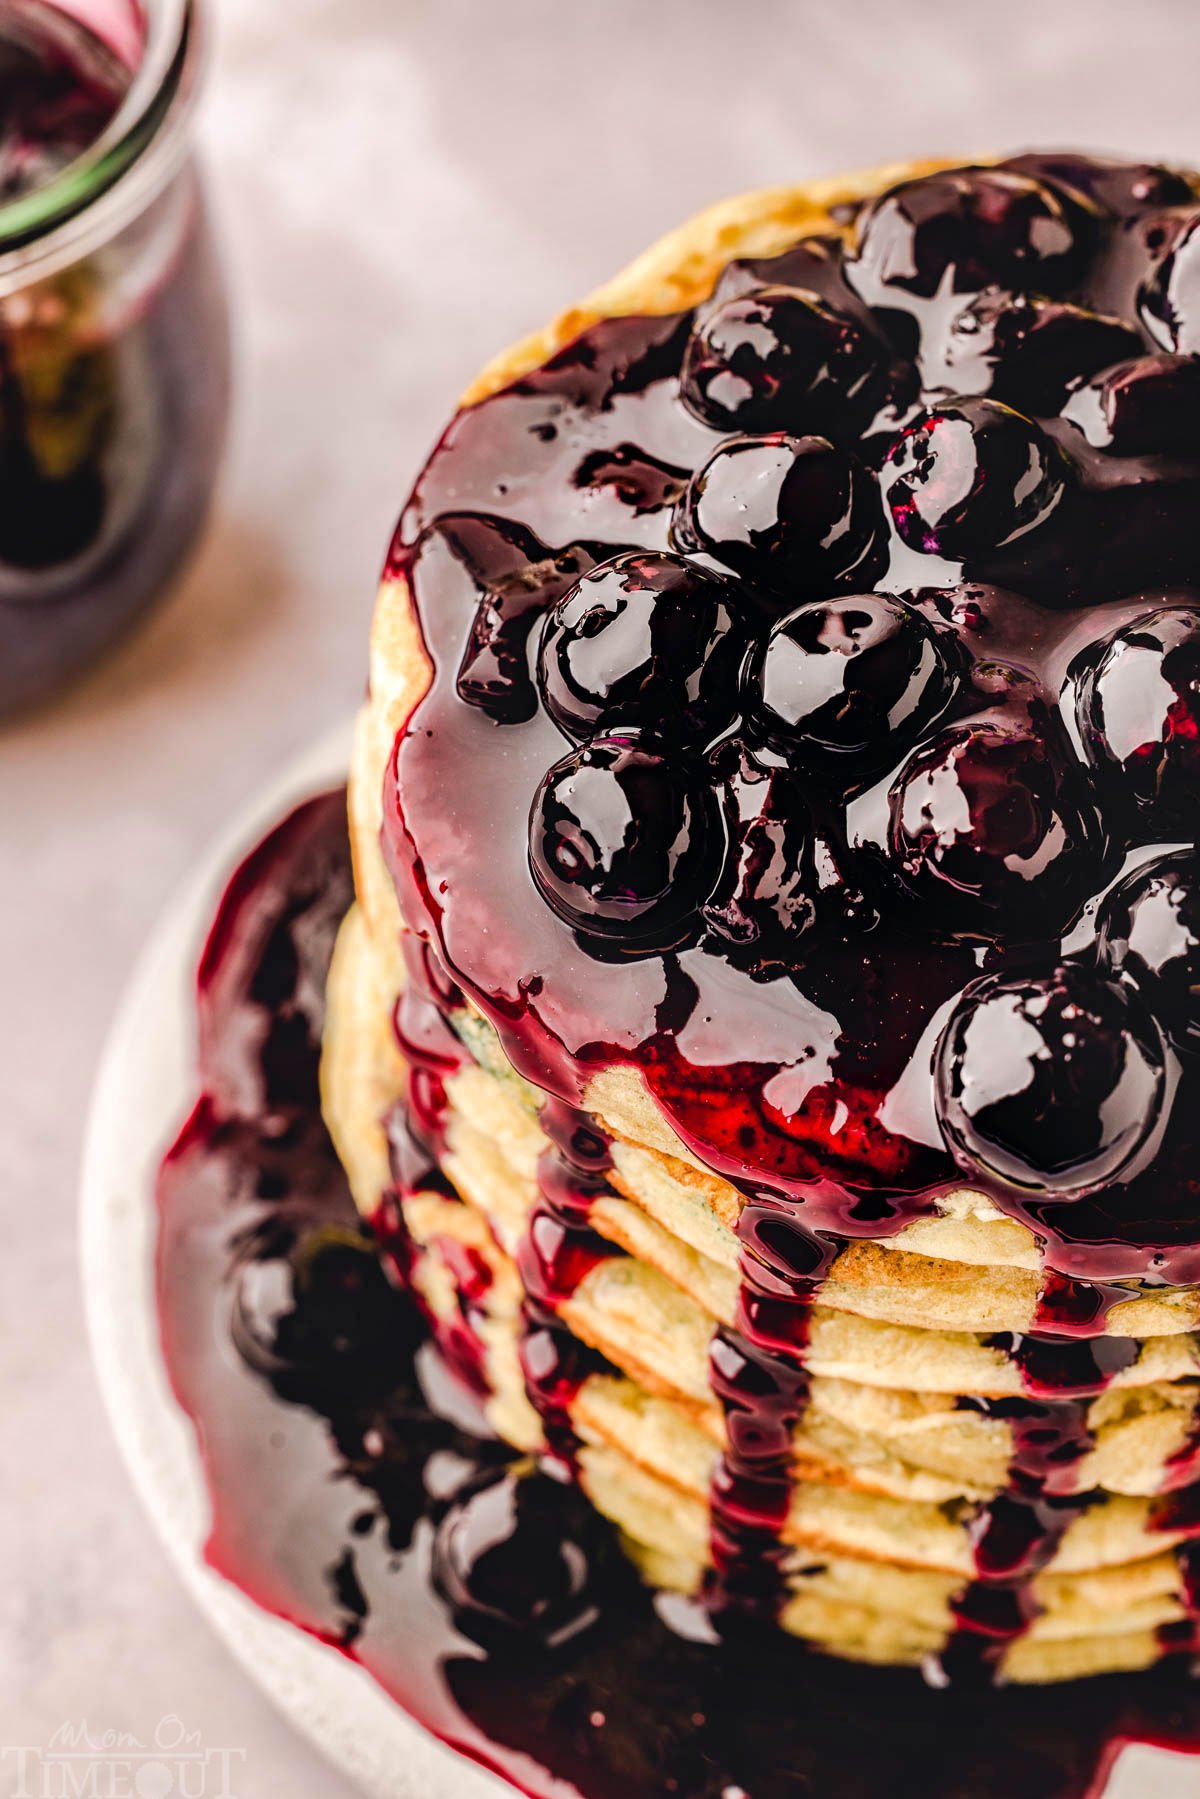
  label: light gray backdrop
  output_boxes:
[5,1,1200,1791]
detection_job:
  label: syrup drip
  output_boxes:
[705,1198,837,1612]
[1161,1542,1200,1654]
[1160,1388,1200,1495]
[517,1098,618,1469]
[1032,1269,1140,1338]
[388,936,469,1195]
[389,940,624,1470]
[158,788,1200,1797]
[516,1308,603,1469]
[379,936,496,1393]
[706,1327,809,1615]
[940,1328,1141,1681]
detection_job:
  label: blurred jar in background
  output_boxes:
[0,0,229,716]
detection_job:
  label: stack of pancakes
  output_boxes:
[320,161,1200,1685]
[325,890,1200,1684]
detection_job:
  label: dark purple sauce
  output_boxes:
[382,244,1200,1287]
[157,790,1200,1798]
[0,9,123,199]
[376,151,1200,1653]
[943,1328,1141,1684]
[360,152,1200,1674]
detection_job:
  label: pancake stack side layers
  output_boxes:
[323,153,1200,1683]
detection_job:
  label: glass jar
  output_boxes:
[0,0,229,715]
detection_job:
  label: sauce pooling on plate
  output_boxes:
[157,790,1200,1799]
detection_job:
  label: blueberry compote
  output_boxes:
[380,150,1200,1682]
[385,153,1200,1270]
[159,790,1200,1797]
[0,1,228,713]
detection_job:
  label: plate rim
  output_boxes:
[79,718,506,1799]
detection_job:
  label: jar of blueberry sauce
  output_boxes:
[0,0,229,715]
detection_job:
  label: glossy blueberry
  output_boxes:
[1140,209,1200,353]
[847,168,1084,310]
[1060,353,1200,457]
[924,290,1141,415]
[537,550,746,745]
[936,961,1167,1195]
[432,1466,599,1648]
[883,399,1068,559]
[529,734,722,944]
[674,433,886,605]
[1098,850,1200,1051]
[743,593,960,766]
[1072,607,1200,830]
[679,285,886,437]
[887,720,1104,931]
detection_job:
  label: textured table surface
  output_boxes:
[7,0,1200,1790]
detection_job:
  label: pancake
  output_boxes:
[323,900,1200,1680]
[322,151,1200,1683]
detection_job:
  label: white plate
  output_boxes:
[80,722,1200,1799]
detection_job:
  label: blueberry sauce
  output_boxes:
[518,1098,615,1470]
[383,158,1200,1282]
[0,3,229,714]
[378,153,1200,1665]
[158,790,1200,1796]
[391,934,468,1177]
[942,1329,1142,1683]
[706,1324,811,1613]
[0,10,124,200]
[389,924,620,1462]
